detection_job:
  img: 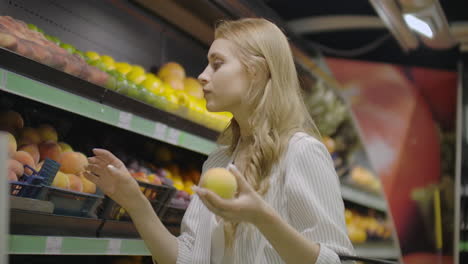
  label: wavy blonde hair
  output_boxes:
[214,18,320,248]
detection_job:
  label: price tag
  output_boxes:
[167,128,181,145]
[45,237,63,254]
[153,122,168,141]
[117,111,133,129]
[106,239,122,255]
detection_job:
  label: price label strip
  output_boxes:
[117,111,133,129]
[45,237,63,254]
[167,128,181,145]
[107,239,122,255]
[153,122,168,141]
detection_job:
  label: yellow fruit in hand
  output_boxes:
[200,168,237,199]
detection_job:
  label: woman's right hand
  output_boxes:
[84,148,144,212]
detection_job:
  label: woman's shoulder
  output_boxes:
[288,131,322,150]
[202,145,231,172]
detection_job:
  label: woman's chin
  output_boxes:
[206,104,224,113]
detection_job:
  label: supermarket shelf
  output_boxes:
[354,241,399,259]
[340,184,387,212]
[0,49,218,155]
[9,235,150,256]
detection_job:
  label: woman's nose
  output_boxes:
[198,66,210,86]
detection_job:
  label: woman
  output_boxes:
[85,18,354,264]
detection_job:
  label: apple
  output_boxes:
[200,168,237,199]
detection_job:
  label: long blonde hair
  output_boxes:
[214,18,320,248]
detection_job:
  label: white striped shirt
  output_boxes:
[176,132,354,263]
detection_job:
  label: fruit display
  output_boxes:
[0,16,109,87]
[124,153,200,210]
[349,166,381,193]
[345,208,392,243]
[0,15,232,132]
[1,110,96,194]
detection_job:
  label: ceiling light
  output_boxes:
[403,14,434,38]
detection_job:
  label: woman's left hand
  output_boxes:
[193,164,269,225]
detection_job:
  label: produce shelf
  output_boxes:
[9,235,150,256]
[340,183,387,212]
[353,241,400,259]
[0,48,218,155]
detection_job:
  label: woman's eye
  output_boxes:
[212,60,223,70]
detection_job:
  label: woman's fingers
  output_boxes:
[86,163,108,177]
[228,164,251,192]
[88,156,107,167]
[195,186,236,214]
[92,148,121,165]
[83,170,100,185]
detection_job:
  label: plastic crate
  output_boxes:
[99,181,176,221]
[10,181,42,198]
[37,185,104,218]
[9,160,59,199]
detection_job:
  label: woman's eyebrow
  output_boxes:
[207,52,224,60]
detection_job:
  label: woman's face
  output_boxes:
[198,38,251,113]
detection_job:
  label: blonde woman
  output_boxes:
[85,18,354,264]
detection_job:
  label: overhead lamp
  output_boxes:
[399,0,456,49]
[403,14,434,38]
[369,0,419,52]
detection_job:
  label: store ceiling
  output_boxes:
[265,0,467,70]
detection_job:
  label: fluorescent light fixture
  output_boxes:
[403,14,434,38]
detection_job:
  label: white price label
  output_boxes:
[106,239,122,255]
[45,237,63,254]
[117,111,133,129]
[153,122,168,140]
[167,128,181,145]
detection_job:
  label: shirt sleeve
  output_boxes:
[176,146,228,264]
[176,194,203,264]
[284,136,355,264]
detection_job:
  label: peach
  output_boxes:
[37,124,58,142]
[79,173,96,194]
[12,150,35,174]
[58,151,88,174]
[58,142,73,152]
[52,171,70,189]
[8,159,24,177]
[8,170,18,181]
[39,140,62,161]
[5,131,17,156]
[200,168,237,199]
[19,144,40,164]
[17,127,41,145]
[67,173,83,192]
[0,110,24,134]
